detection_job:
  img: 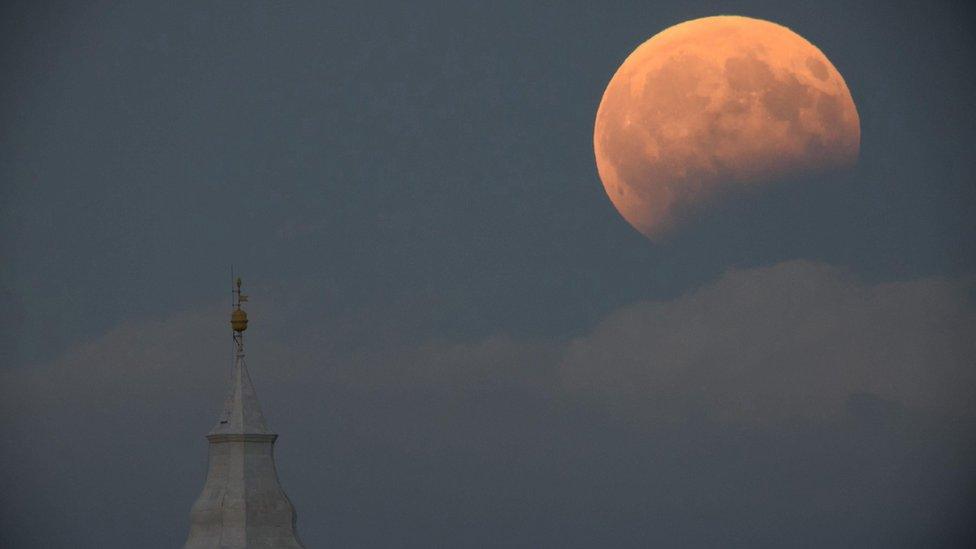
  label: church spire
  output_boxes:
[208,277,272,437]
[184,278,305,549]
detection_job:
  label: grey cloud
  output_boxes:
[561,260,976,423]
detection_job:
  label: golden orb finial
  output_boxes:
[231,308,248,332]
[231,276,249,332]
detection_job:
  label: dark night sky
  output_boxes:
[1,1,975,547]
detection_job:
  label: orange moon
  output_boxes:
[594,16,860,239]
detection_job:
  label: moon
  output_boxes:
[594,16,860,239]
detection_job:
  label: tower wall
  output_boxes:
[185,435,303,549]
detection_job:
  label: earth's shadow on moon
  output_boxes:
[629,165,866,289]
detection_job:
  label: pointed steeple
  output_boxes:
[208,354,273,437]
[207,276,273,437]
[184,278,305,549]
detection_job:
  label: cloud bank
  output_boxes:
[561,260,976,423]
[2,260,974,547]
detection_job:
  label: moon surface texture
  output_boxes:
[594,16,860,239]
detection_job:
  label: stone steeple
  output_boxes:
[184,279,304,549]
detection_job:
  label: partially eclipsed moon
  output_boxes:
[594,16,860,239]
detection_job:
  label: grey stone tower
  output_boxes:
[184,279,304,549]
